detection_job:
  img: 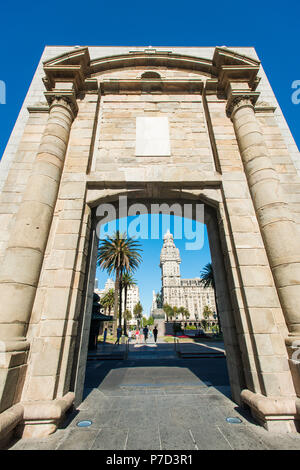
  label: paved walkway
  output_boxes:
[8,339,300,450]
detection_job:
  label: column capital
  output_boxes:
[44,91,78,119]
[226,92,260,119]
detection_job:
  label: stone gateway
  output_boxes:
[0,46,300,445]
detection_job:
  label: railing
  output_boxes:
[174,337,180,356]
[125,339,129,359]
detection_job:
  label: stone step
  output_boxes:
[87,353,126,360]
[178,352,225,359]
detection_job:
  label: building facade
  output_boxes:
[0,46,300,440]
[160,230,215,322]
[96,278,139,325]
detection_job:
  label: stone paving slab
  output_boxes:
[56,429,100,450]
[189,425,232,450]
[158,424,195,450]
[8,340,300,450]
[215,424,267,450]
[126,425,161,450]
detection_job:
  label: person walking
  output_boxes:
[103,327,108,343]
[153,326,158,343]
[135,329,139,343]
[139,328,144,344]
[143,325,149,343]
[128,330,132,342]
[115,326,122,345]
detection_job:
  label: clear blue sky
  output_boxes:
[0,1,299,312]
[96,215,212,316]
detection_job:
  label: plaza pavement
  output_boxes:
[8,339,300,450]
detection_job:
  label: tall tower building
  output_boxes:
[160,231,216,321]
[160,230,182,306]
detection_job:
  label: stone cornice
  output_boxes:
[42,46,262,85]
[27,105,50,113]
[213,47,260,68]
[90,52,215,77]
[218,65,260,92]
[43,47,90,71]
[99,78,204,94]
[43,65,85,93]
[212,48,261,109]
[41,46,263,106]
[254,101,276,113]
[43,47,93,108]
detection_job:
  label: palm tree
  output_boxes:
[168,309,175,322]
[200,262,222,333]
[178,306,190,322]
[101,288,115,316]
[97,231,142,331]
[133,301,143,328]
[184,308,190,322]
[122,273,136,335]
[163,303,173,322]
[124,309,132,327]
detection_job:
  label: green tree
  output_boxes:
[202,305,214,331]
[178,306,190,322]
[200,262,222,333]
[202,305,213,320]
[168,309,175,321]
[122,273,136,335]
[97,231,142,331]
[163,303,173,322]
[147,315,154,326]
[134,301,143,328]
[101,288,115,315]
[124,309,132,328]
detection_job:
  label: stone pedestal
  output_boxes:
[152,309,166,337]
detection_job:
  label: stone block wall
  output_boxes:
[0,46,300,437]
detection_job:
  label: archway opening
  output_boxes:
[71,194,246,420]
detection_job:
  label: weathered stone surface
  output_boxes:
[0,46,300,446]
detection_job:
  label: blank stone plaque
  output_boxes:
[135,116,171,156]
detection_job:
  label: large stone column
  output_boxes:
[227,93,300,395]
[0,95,76,412]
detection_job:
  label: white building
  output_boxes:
[96,278,140,325]
[160,230,216,322]
[96,278,115,298]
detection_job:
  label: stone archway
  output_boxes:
[65,184,297,434]
[0,45,300,444]
[70,188,246,409]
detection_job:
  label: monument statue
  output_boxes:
[156,292,163,309]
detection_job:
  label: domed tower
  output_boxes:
[160,230,182,307]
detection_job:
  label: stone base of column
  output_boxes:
[285,336,300,397]
[241,389,300,433]
[0,392,74,447]
[0,403,23,448]
[0,340,30,413]
[16,392,75,439]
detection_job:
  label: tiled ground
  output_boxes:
[8,340,300,450]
